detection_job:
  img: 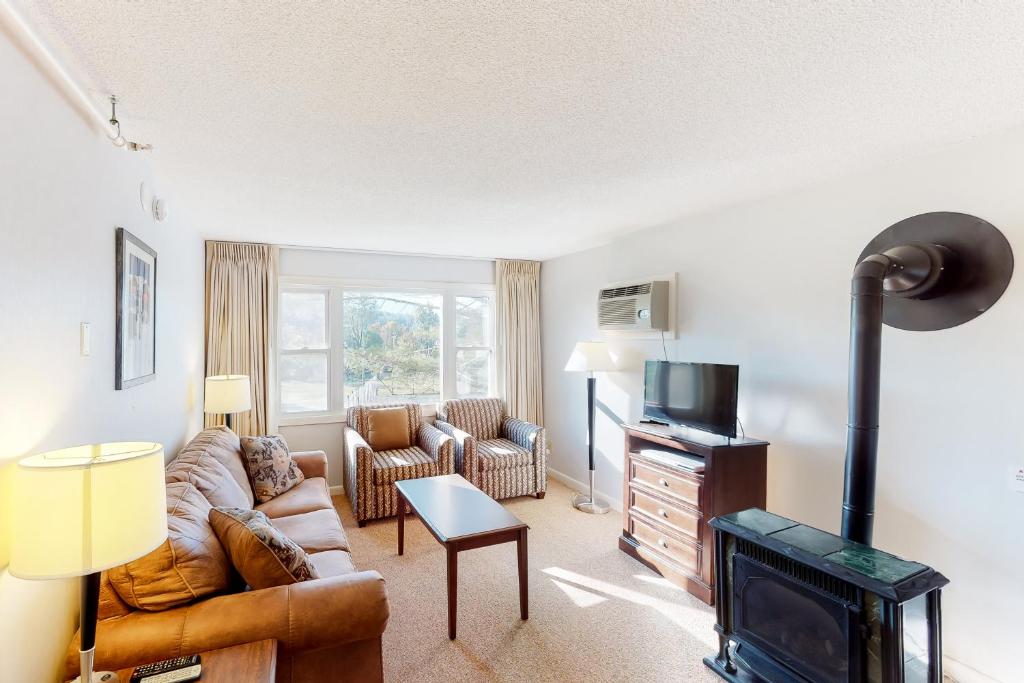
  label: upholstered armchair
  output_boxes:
[345,403,454,526]
[434,398,546,501]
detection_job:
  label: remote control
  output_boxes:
[137,664,201,683]
[129,655,201,683]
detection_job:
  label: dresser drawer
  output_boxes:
[629,487,702,543]
[628,513,700,574]
[630,458,701,507]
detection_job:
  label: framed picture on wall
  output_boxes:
[115,227,157,389]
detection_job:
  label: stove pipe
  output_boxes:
[841,244,952,545]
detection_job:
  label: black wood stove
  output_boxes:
[705,213,1014,683]
[704,509,947,683]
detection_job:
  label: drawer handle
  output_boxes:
[657,538,669,549]
[658,478,670,487]
[656,508,669,518]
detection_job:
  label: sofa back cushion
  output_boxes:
[439,398,505,440]
[107,482,234,611]
[165,426,254,508]
[209,507,319,589]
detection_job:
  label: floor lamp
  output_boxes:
[204,374,252,432]
[564,341,616,514]
[9,443,168,683]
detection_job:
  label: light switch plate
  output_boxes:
[1011,465,1024,494]
[80,322,90,356]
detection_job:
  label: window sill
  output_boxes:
[278,404,438,428]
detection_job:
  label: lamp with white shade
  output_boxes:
[204,374,252,431]
[564,341,616,514]
[10,442,168,683]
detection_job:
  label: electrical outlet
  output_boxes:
[1011,465,1024,494]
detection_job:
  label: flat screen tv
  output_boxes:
[643,361,739,438]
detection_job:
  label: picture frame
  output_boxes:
[115,227,157,389]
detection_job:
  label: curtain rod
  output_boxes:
[270,241,529,263]
[1,0,116,137]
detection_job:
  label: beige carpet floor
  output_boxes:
[332,479,721,682]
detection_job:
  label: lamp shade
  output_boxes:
[564,341,616,373]
[9,443,167,579]
[204,374,252,414]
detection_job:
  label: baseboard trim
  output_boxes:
[943,656,1002,683]
[329,485,345,497]
[547,467,623,513]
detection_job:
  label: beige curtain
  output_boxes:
[496,259,544,425]
[205,241,278,435]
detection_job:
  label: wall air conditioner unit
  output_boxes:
[598,280,669,331]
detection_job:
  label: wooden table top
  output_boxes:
[113,639,276,682]
[395,474,526,543]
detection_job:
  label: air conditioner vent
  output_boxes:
[600,283,651,299]
[597,280,669,332]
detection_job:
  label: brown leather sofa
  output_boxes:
[64,426,390,683]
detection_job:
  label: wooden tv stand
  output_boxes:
[618,422,768,605]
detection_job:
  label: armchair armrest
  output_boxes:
[67,571,390,677]
[502,417,545,454]
[344,427,375,522]
[433,420,476,478]
[417,423,454,474]
[291,449,328,480]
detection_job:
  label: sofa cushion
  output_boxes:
[165,426,254,508]
[255,477,332,518]
[239,434,305,503]
[371,447,438,485]
[107,482,233,611]
[271,509,350,553]
[366,406,412,451]
[309,549,357,577]
[210,507,319,590]
[477,438,534,470]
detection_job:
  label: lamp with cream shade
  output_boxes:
[204,374,252,431]
[564,341,616,514]
[10,442,168,683]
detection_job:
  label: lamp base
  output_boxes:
[572,471,610,514]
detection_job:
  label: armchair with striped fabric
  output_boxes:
[344,403,454,526]
[434,398,547,501]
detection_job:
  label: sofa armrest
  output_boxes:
[433,420,476,478]
[67,571,390,677]
[417,423,454,474]
[291,449,329,480]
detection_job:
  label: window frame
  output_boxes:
[277,276,496,426]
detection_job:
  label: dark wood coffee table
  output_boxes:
[395,474,528,639]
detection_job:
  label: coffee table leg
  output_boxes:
[518,527,528,621]
[447,544,458,640]
[397,491,405,556]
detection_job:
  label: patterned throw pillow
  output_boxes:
[209,507,319,589]
[239,435,305,503]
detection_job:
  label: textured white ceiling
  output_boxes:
[17,1,1024,259]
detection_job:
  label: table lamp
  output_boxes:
[9,443,168,683]
[564,341,616,514]
[204,374,252,431]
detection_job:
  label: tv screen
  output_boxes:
[643,361,739,438]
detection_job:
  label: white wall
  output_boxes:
[277,247,495,489]
[541,125,1024,683]
[0,31,205,682]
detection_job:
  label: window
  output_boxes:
[278,290,330,413]
[343,291,443,406]
[454,295,492,398]
[277,281,495,422]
